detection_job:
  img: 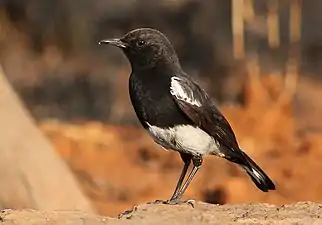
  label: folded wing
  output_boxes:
[170,76,239,152]
[170,75,276,192]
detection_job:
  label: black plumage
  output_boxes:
[99,28,275,204]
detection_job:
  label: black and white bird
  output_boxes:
[99,28,275,204]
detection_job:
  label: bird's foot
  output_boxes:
[117,205,138,219]
[147,199,168,205]
[147,199,195,207]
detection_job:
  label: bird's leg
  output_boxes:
[170,156,203,202]
[148,153,191,205]
[170,153,192,200]
[148,156,202,206]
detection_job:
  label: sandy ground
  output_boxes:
[1,202,322,225]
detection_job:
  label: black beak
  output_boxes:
[98,38,127,48]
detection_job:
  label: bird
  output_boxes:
[99,28,275,205]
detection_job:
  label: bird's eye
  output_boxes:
[137,40,146,46]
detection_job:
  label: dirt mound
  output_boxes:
[1,202,322,224]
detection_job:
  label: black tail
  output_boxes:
[240,151,276,192]
[224,149,276,192]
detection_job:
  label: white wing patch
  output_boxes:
[170,77,201,107]
[252,168,262,179]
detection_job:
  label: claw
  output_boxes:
[117,205,138,219]
[147,199,195,207]
[186,199,195,208]
[168,198,195,207]
[147,199,168,205]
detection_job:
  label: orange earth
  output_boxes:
[39,75,322,217]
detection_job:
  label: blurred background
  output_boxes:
[0,0,322,217]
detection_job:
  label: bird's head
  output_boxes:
[99,28,180,71]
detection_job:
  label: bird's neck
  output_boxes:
[131,56,183,75]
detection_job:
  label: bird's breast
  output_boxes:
[129,73,192,128]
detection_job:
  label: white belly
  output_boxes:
[146,123,220,156]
